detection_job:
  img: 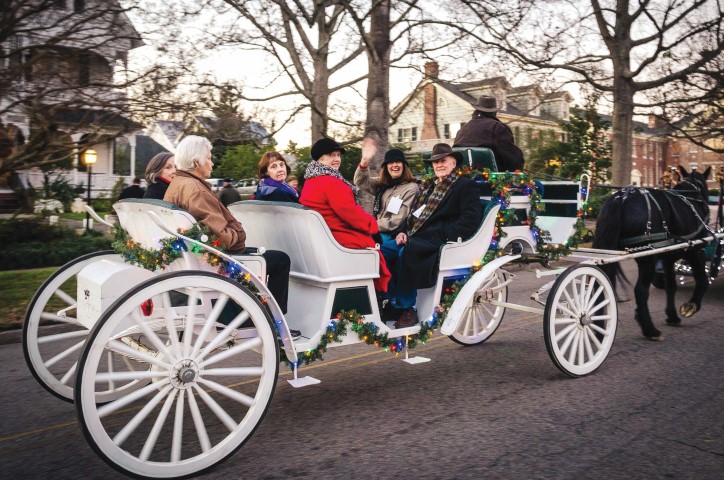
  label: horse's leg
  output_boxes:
[680,248,709,318]
[662,256,681,325]
[634,257,662,340]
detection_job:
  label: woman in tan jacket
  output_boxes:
[354,139,419,325]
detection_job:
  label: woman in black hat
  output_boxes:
[354,138,420,321]
[387,143,483,327]
[300,137,391,292]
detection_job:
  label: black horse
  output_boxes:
[592,166,712,340]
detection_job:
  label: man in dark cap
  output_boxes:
[219,177,241,206]
[453,95,525,172]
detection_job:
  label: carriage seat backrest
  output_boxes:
[114,199,197,250]
[228,201,379,283]
[438,203,500,271]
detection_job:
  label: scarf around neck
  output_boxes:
[304,160,359,199]
[372,177,404,217]
[257,177,298,198]
[407,172,460,236]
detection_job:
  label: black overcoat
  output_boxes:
[398,176,483,289]
[453,115,525,172]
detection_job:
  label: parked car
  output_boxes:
[235,178,258,197]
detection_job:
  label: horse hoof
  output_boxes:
[665,318,682,326]
[678,303,697,318]
[644,333,664,341]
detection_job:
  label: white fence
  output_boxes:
[19,170,135,198]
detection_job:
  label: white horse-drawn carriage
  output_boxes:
[22,150,619,478]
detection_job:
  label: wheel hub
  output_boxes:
[170,359,199,389]
[580,314,592,326]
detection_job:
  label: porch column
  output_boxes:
[70,133,85,187]
[127,133,137,179]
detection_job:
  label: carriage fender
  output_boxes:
[440,255,519,336]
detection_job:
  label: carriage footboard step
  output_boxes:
[288,363,321,388]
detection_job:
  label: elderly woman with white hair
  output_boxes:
[164,135,291,313]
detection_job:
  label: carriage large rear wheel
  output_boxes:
[22,250,123,402]
[544,265,617,377]
[75,272,279,479]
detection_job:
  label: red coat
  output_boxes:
[300,175,390,291]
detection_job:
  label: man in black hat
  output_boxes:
[219,177,241,206]
[453,95,525,172]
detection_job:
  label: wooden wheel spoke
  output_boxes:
[171,390,185,462]
[97,378,171,418]
[140,389,178,461]
[191,294,229,359]
[199,337,262,368]
[45,339,84,368]
[192,384,238,432]
[196,378,254,407]
[186,388,211,453]
[113,385,173,447]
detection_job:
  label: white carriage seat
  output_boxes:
[228,201,379,283]
[113,199,266,279]
[438,202,501,271]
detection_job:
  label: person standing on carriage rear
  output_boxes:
[300,137,391,292]
[389,143,484,327]
[164,135,291,313]
[453,96,525,172]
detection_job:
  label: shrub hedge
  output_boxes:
[0,217,112,270]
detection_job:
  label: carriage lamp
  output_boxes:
[83,148,97,231]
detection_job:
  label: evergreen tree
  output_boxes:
[537,107,612,183]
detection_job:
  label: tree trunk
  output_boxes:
[359,0,391,212]
[310,15,332,144]
[610,76,635,187]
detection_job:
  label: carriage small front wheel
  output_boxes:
[450,270,508,345]
[544,265,617,377]
[75,271,279,479]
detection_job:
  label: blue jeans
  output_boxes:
[379,233,417,309]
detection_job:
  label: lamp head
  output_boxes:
[83,148,97,166]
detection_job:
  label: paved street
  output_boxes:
[1,259,722,479]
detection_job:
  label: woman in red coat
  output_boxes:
[300,138,391,292]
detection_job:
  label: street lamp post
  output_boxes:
[83,148,97,231]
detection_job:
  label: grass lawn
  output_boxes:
[0,267,70,330]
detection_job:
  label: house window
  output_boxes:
[397,127,418,142]
[74,0,85,11]
[443,124,450,139]
[78,52,90,86]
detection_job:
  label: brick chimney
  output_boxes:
[421,61,440,140]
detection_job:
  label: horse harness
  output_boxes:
[615,185,711,248]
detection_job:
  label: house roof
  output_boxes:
[53,108,142,131]
[392,75,571,125]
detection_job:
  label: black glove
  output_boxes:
[372,232,383,245]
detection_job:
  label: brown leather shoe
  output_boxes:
[393,308,418,328]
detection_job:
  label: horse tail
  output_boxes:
[592,195,628,289]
